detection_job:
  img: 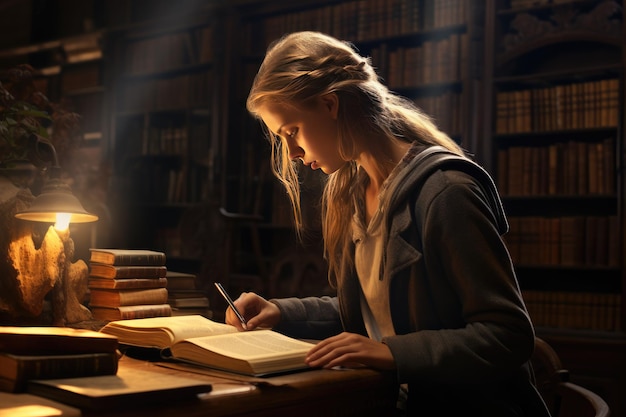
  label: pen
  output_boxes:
[214,282,247,329]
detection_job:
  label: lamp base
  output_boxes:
[1,175,92,325]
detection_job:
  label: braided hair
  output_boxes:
[246,31,462,284]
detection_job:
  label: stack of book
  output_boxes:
[166,271,212,318]
[88,248,172,321]
[0,326,119,393]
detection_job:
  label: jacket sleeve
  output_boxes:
[270,296,344,339]
[383,170,535,385]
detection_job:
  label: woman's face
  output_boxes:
[258,94,346,174]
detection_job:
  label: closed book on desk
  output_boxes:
[91,304,172,321]
[100,315,315,376]
[0,352,119,393]
[89,288,168,307]
[168,296,210,308]
[89,249,166,266]
[89,264,167,279]
[165,271,196,290]
[27,366,211,410]
[88,277,168,290]
[0,326,118,355]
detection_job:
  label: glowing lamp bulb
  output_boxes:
[54,213,71,232]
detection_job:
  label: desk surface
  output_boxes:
[7,355,399,417]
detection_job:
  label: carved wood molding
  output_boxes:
[502,0,623,54]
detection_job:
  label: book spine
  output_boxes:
[111,266,167,279]
[91,304,172,321]
[119,288,168,305]
[88,278,168,289]
[112,254,166,266]
[118,304,172,319]
[9,353,118,393]
[89,265,168,279]
[90,288,168,307]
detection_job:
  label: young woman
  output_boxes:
[225,31,550,416]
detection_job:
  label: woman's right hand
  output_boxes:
[225,292,281,331]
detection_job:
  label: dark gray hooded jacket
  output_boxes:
[273,146,550,417]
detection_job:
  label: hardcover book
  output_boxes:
[89,249,166,266]
[99,315,315,376]
[165,271,197,290]
[88,277,168,290]
[0,327,118,355]
[168,295,210,308]
[90,304,172,321]
[27,366,212,410]
[0,352,119,393]
[89,264,167,279]
[89,288,169,307]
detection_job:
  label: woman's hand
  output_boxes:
[305,332,397,371]
[225,292,281,331]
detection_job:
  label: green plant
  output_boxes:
[0,64,80,169]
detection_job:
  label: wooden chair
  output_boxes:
[531,337,610,417]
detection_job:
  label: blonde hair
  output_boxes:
[247,31,462,285]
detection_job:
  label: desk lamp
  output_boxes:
[13,138,98,325]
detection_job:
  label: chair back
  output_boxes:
[531,337,610,417]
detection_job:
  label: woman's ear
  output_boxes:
[320,93,339,120]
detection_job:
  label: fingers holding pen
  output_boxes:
[224,294,247,331]
[226,292,281,331]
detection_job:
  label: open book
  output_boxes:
[99,315,315,376]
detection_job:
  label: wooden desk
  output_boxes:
[18,355,399,417]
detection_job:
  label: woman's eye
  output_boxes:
[287,129,297,139]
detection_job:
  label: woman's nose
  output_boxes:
[286,139,304,161]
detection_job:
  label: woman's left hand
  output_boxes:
[305,332,396,370]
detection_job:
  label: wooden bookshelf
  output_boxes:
[485,0,624,333]
[106,9,223,272]
[483,1,626,415]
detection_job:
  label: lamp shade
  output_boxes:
[15,178,99,223]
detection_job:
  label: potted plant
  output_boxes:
[0,64,80,186]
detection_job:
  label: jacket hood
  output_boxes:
[388,146,509,235]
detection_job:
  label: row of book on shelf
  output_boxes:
[414,92,463,138]
[141,126,189,156]
[87,248,211,322]
[371,32,469,88]
[505,215,620,268]
[119,71,212,112]
[124,25,213,75]
[523,290,622,332]
[496,137,615,197]
[495,78,619,134]
[243,0,467,54]
[123,158,210,204]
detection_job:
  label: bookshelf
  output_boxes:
[0,31,105,153]
[483,0,626,414]
[106,10,222,274]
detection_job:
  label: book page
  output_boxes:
[100,315,237,348]
[182,330,315,360]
